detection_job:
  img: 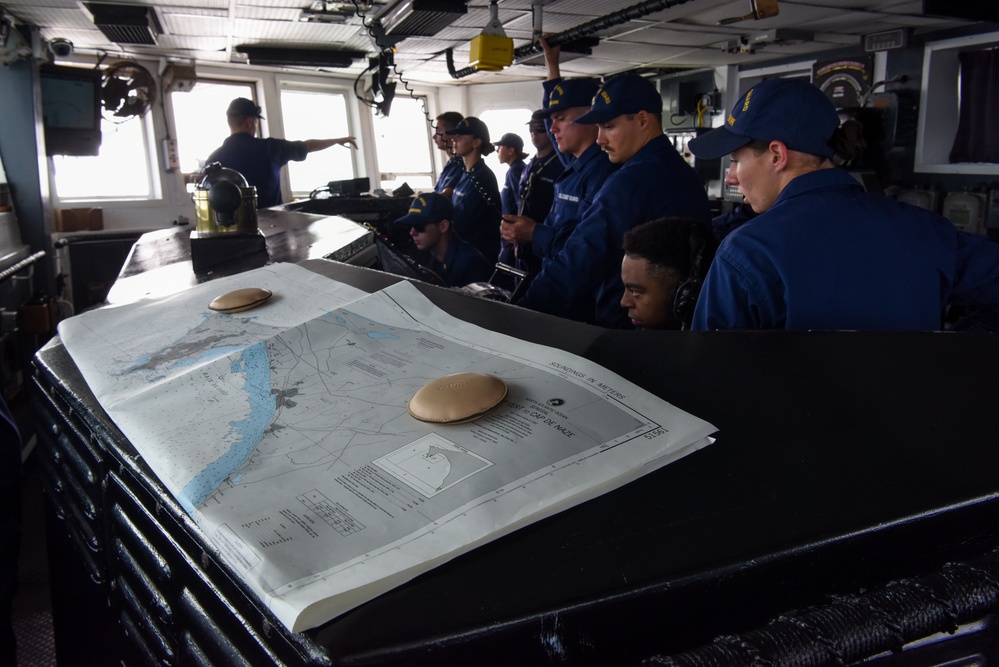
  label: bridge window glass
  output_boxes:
[372,96,434,193]
[478,108,532,190]
[280,88,355,199]
[170,80,256,178]
[50,114,155,201]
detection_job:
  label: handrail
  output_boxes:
[0,250,45,285]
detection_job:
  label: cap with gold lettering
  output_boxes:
[688,78,839,159]
[574,72,662,125]
[535,78,601,118]
[395,193,453,227]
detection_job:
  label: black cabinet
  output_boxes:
[56,232,144,312]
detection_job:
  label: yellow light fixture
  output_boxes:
[469,0,513,71]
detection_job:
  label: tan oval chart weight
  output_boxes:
[408,373,508,424]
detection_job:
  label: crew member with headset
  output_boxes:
[445,117,503,263]
[395,193,492,288]
[687,78,999,331]
[620,217,717,330]
[206,98,357,209]
[517,70,711,328]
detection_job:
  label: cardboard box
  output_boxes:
[55,207,104,232]
[17,299,59,334]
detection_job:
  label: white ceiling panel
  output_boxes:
[34,27,103,48]
[161,7,230,19]
[501,13,540,33]
[431,24,490,41]
[236,7,302,22]
[7,6,94,30]
[241,0,312,7]
[559,55,641,76]
[587,40,683,64]
[164,14,230,36]
[155,33,230,51]
[613,25,738,47]
[450,6,502,28]
[2,0,985,85]
[505,10,596,34]
[397,37,470,55]
[630,0,741,24]
[232,17,361,42]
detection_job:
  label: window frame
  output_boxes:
[277,78,364,202]
[48,108,161,205]
[169,77,258,179]
[370,93,436,194]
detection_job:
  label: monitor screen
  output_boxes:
[39,64,102,156]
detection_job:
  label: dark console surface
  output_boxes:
[32,259,999,666]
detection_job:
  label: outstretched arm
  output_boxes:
[303,136,358,153]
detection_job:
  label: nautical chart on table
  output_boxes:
[59,262,717,633]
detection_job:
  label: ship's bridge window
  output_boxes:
[479,108,532,191]
[170,79,256,182]
[280,87,356,200]
[50,113,156,201]
[372,95,435,193]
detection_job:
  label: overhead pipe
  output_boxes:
[447,0,701,79]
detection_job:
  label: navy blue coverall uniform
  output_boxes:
[428,233,493,288]
[206,133,307,208]
[435,156,465,195]
[498,150,566,277]
[519,151,563,223]
[529,143,616,266]
[520,134,710,328]
[500,159,527,216]
[693,168,999,331]
[451,161,502,264]
[529,78,617,263]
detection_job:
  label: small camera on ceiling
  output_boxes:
[49,38,74,58]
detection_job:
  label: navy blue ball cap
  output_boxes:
[688,78,840,160]
[396,193,453,226]
[226,97,263,119]
[445,116,494,155]
[494,132,525,153]
[574,73,662,125]
[445,116,490,142]
[537,78,601,117]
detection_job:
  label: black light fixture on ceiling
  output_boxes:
[749,28,813,47]
[378,0,467,38]
[235,46,365,68]
[84,3,163,45]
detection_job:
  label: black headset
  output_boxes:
[669,223,709,329]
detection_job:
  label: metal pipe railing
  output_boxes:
[0,250,45,285]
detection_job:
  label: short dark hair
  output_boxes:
[622,217,716,283]
[745,133,854,167]
[436,111,464,131]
